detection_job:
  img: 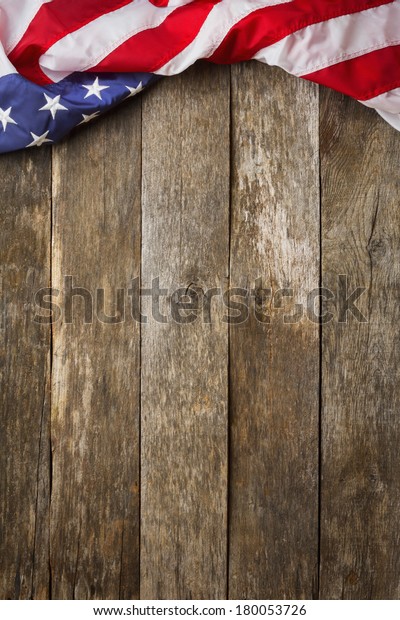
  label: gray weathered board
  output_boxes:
[1,62,400,600]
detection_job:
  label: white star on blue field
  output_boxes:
[0,71,158,153]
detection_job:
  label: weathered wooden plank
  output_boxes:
[229,63,320,599]
[320,90,400,599]
[140,64,230,599]
[0,149,51,599]
[50,101,142,599]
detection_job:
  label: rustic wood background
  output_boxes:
[1,61,400,600]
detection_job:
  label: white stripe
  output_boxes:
[0,0,52,54]
[38,0,178,83]
[363,87,400,114]
[252,1,400,77]
[155,0,194,5]
[155,0,292,76]
[0,44,17,78]
[376,109,400,130]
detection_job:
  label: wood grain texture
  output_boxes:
[320,89,400,599]
[50,101,142,599]
[140,63,230,599]
[2,63,400,602]
[229,63,320,599]
[0,149,51,599]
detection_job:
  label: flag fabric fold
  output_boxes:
[1,0,400,154]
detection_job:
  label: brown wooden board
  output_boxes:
[228,63,320,599]
[0,149,52,599]
[140,64,231,599]
[319,89,400,599]
[50,101,142,599]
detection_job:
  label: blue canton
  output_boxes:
[0,71,158,154]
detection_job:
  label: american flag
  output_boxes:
[0,0,399,153]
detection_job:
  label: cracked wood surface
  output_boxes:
[0,149,51,599]
[228,62,320,599]
[140,64,230,600]
[319,89,400,599]
[1,62,400,600]
[50,100,142,599]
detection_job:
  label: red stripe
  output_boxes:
[9,0,133,85]
[91,0,220,74]
[208,0,394,65]
[303,44,400,101]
